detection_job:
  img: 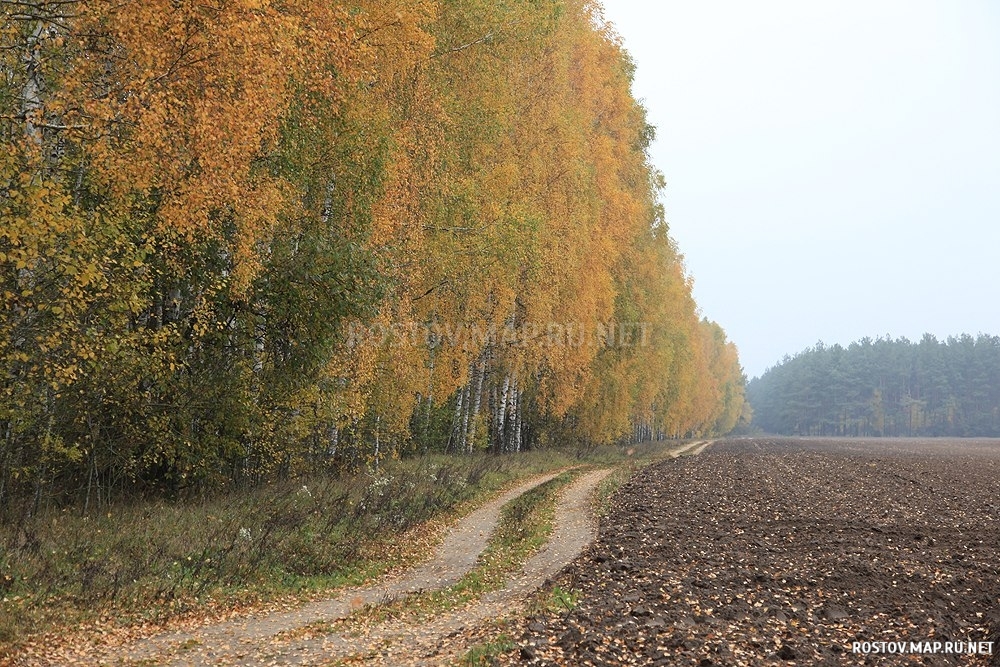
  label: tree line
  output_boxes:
[747,334,1000,437]
[1,0,745,514]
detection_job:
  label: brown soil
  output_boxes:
[266,468,613,666]
[497,438,1000,666]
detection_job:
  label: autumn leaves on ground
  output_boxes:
[498,439,1000,667]
[0,0,748,659]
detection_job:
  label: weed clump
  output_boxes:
[0,453,513,651]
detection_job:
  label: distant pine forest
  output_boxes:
[747,334,1000,437]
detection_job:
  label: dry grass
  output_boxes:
[0,440,690,659]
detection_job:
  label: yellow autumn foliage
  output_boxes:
[0,0,744,507]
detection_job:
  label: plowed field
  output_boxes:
[500,438,1000,666]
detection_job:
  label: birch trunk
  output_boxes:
[327,424,338,457]
[449,383,466,454]
[21,22,45,147]
[495,373,511,452]
[466,355,487,454]
[513,385,523,452]
[373,414,381,470]
[505,379,519,453]
[460,373,473,452]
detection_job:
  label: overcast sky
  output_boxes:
[598,0,1000,378]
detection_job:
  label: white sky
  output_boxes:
[598,0,1000,378]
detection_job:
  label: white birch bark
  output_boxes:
[466,354,487,453]
[495,373,511,452]
[513,386,523,453]
[459,376,472,453]
[21,22,45,147]
[449,383,465,453]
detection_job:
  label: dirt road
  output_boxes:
[14,467,617,666]
[499,438,1000,666]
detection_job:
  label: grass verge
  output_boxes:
[455,440,705,665]
[0,439,692,660]
[459,632,518,666]
[340,469,579,629]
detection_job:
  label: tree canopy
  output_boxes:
[1,0,744,513]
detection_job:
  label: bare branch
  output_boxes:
[431,32,493,59]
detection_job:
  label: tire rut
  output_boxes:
[87,471,563,666]
[251,468,615,666]
[21,441,711,666]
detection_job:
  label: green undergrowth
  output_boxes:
[460,632,518,666]
[0,440,690,657]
